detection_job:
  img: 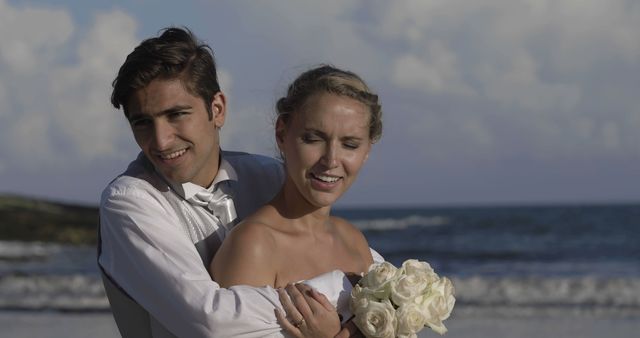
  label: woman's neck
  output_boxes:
[272,181,333,232]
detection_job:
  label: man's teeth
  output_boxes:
[313,174,340,183]
[159,149,186,160]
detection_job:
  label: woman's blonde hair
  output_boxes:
[276,65,382,143]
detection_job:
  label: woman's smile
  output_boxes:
[309,172,343,191]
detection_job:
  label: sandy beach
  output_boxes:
[1,307,638,338]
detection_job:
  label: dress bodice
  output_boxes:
[301,270,353,323]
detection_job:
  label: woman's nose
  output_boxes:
[322,144,339,169]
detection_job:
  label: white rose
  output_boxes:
[350,284,378,313]
[390,274,428,306]
[420,277,456,335]
[353,299,398,338]
[397,334,417,338]
[396,302,426,337]
[359,262,400,299]
[401,259,433,276]
[401,260,438,283]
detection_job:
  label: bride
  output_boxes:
[210,65,383,337]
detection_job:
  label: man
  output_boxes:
[98,27,349,337]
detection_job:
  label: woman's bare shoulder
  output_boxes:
[332,216,371,250]
[331,216,364,238]
[228,204,284,242]
[210,208,281,287]
[228,205,278,245]
[330,216,374,270]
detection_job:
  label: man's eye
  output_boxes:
[169,111,186,119]
[131,119,151,128]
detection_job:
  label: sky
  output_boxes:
[0,0,638,207]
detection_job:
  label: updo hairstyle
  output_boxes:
[276,65,382,143]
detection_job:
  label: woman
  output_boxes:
[210,65,382,336]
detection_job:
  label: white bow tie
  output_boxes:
[188,188,238,229]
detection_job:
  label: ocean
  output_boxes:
[1,203,639,316]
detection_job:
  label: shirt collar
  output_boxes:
[166,156,238,200]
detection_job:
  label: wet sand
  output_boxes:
[1,308,638,338]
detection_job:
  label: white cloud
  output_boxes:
[218,67,279,156]
[364,0,640,161]
[214,0,638,165]
[49,10,138,160]
[221,101,279,156]
[0,2,139,171]
[478,51,582,113]
[227,0,383,73]
[0,0,73,73]
[5,112,51,161]
[391,41,476,97]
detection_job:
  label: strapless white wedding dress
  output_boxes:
[242,250,383,337]
[301,270,353,323]
[245,270,354,338]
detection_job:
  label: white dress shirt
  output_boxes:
[99,150,288,337]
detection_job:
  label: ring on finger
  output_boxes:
[293,318,306,328]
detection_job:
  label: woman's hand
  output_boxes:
[275,283,341,338]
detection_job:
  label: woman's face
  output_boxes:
[277,92,372,208]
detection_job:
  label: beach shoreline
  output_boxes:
[1,307,638,338]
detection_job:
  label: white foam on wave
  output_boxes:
[452,275,640,309]
[0,274,108,311]
[352,215,449,231]
[0,241,63,261]
[4,272,638,314]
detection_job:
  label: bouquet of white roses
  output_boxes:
[350,259,455,338]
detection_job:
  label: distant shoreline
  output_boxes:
[3,192,639,212]
[0,195,98,245]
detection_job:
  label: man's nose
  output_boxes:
[153,120,175,150]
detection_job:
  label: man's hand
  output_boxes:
[275,283,341,338]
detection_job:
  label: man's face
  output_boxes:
[126,78,226,187]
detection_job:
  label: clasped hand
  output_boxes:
[275,283,362,338]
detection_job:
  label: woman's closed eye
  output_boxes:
[343,141,360,150]
[301,133,322,144]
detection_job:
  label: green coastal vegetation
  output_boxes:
[0,194,98,245]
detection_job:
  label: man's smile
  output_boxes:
[156,148,188,161]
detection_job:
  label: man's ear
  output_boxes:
[275,116,287,148]
[211,92,226,127]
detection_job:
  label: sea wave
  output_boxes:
[0,274,107,311]
[451,275,640,309]
[1,273,639,313]
[352,215,449,231]
[0,241,63,262]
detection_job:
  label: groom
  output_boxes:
[99,27,349,337]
